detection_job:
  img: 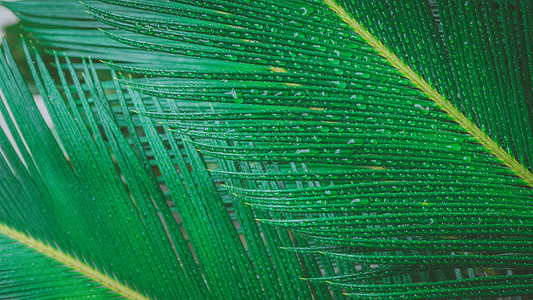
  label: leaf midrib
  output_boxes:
[0,223,149,300]
[324,0,533,188]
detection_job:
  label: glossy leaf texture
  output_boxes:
[0,40,210,298]
[82,0,533,298]
[2,1,324,298]
[1,0,533,299]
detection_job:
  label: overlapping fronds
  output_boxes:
[86,0,533,298]
[1,0,533,299]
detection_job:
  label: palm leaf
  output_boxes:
[2,0,533,299]
[2,3,321,298]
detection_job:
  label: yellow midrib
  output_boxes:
[0,223,150,300]
[324,0,533,188]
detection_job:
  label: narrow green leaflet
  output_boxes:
[0,40,204,298]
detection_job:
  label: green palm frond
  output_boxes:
[1,0,533,299]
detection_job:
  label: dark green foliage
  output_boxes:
[1,0,533,299]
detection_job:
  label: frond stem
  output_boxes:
[324,0,533,188]
[0,223,150,300]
